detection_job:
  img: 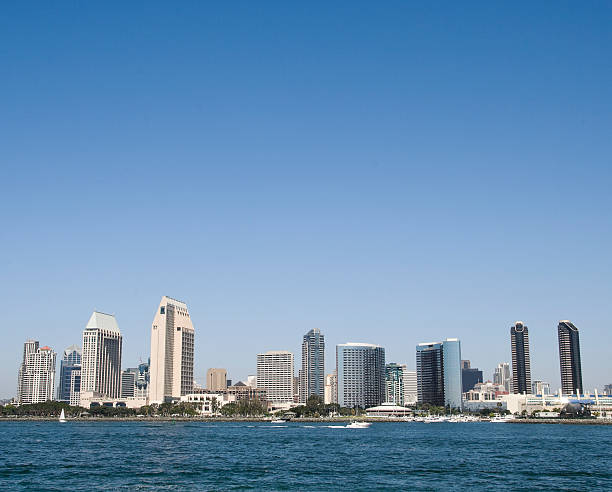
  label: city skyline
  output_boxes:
[3,309,607,399]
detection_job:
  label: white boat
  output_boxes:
[346,421,371,428]
[270,419,287,424]
[491,415,514,423]
[59,409,66,423]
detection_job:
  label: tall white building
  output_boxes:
[149,296,195,404]
[17,340,56,404]
[324,371,338,404]
[81,312,123,399]
[256,351,294,404]
[402,368,417,404]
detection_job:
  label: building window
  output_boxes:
[160,307,165,314]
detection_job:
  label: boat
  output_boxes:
[270,419,287,424]
[59,409,66,423]
[346,421,371,428]
[491,415,514,423]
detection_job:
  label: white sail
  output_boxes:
[59,409,66,422]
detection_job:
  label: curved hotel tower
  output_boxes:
[510,321,531,394]
[416,338,462,409]
[149,297,195,404]
[558,320,583,396]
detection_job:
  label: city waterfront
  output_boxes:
[1,421,610,490]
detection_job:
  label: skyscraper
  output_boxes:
[493,362,511,392]
[17,340,56,404]
[336,343,385,409]
[510,321,531,394]
[149,296,195,404]
[385,363,405,405]
[81,312,123,399]
[558,320,583,395]
[57,345,82,403]
[300,328,325,403]
[416,338,463,409]
[256,351,294,404]
[207,368,228,391]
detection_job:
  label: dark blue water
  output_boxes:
[1,421,610,490]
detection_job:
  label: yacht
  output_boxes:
[270,418,287,424]
[59,409,66,423]
[346,421,371,428]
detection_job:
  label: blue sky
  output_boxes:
[1,2,611,397]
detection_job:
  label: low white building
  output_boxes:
[366,403,412,417]
[180,393,227,415]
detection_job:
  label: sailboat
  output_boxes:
[59,409,67,423]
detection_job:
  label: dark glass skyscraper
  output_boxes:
[57,345,81,402]
[558,320,583,395]
[300,328,325,402]
[511,321,531,394]
[416,339,463,409]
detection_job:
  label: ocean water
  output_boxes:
[0,421,610,490]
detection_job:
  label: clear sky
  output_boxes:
[1,2,611,398]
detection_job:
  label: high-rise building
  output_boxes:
[416,338,463,409]
[385,363,405,405]
[558,320,583,395]
[603,384,612,396]
[324,371,337,404]
[300,328,325,403]
[510,321,531,394]
[531,380,551,396]
[81,312,123,399]
[57,345,82,403]
[120,369,137,398]
[493,362,511,392]
[336,343,385,409]
[150,296,195,404]
[207,368,228,391]
[402,368,418,404]
[135,360,150,399]
[256,351,294,404]
[461,360,483,393]
[17,340,56,404]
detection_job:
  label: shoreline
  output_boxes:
[1,416,611,425]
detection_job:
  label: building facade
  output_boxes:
[461,360,483,393]
[81,312,123,399]
[511,321,531,394]
[120,368,138,398]
[416,338,463,409]
[493,362,511,392]
[256,351,294,404]
[207,368,228,391]
[336,343,385,409]
[402,368,418,404]
[558,320,583,395]
[17,340,56,404]
[324,371,338,404]
[531,380,551,396]
[385,363,405,405]
[300,328,325,403]
[149,296,195,404]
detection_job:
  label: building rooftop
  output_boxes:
[86,311,120,333]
